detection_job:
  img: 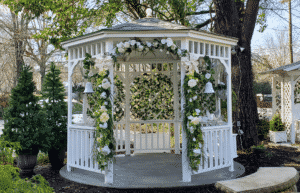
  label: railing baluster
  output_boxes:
[140,124,142,150]
[220,130,223,166]
[215,130,218,167]
[151,123,154,149]
[134,124,136,152]
[157,123,159,149]
[163,123,165,149]
[168,123,170,150]
[209,131,213,168]
[85,130,88,168]
[146,124,148,150]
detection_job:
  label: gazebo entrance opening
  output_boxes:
[113,60,182,155]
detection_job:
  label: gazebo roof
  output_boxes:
[61,17,238,45]
[259,60,300,76]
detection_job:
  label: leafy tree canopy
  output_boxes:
[1,0,211,49]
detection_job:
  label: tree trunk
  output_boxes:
[213,0,260,150]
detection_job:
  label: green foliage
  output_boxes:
[37,152,50,165]
[2,65,44,155]
[253,81,272,95]
[0,164,54,192]
[130,70,174,120]
[40,62,68,152]
[257,118,270,140]
[269,114,285,131]
[0,138,21,166]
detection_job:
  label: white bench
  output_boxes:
[215,167,299,193]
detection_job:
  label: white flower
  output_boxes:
[100,92,107,98]
[177,49,182,55]
[102,145,111,155]
[88,70,94,77]
[99,122,108,129]
[102,81,110,89]
[136,42,141,46]
[146,41,152,47]
[100,106,107,112]
[138,45,144,51]
[104,101,108,105]
[193,96,197,100]
[193,138,196,142]
[188,79,197,88]
[167,40,173,47]
[160,49,163,52]
[205,73,211,79]
[130,40,136,46]
[124,41,130,48]
[189,98,192,102]
[117,42,124,48]
[98,84,102,88]
[161,39,166,44]
[145,47,149,52]
[166,51,170,54]
[189,127,194,133]
[118,47,125,53]
[171,44,176,50]
[195,109,201,115]
[188,115,193,120]
[191,117,200,125]
[100,112,109,123]
[153,42,159,47]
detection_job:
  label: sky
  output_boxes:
[251,2,300,53]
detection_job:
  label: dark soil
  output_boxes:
[16,140,300,193]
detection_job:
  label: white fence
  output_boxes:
[192,126,236,174]
[67,123,237,176]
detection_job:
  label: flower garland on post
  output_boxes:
[81,38,226,172]
[182,55,226,171]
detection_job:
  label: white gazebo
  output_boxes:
[259,61,300,144]
[60,13,239,185]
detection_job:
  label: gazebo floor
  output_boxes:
[60,153,245,188]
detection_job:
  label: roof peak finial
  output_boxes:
[146,8,152,18]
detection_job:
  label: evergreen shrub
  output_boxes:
[257,118,270,140]
[270,113,285,131]
[2,65,46,155]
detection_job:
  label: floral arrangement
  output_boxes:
[183,56,223,171]
[82,53,116,170]
[80,38,226,172]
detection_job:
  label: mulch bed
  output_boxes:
[15,140,300,193]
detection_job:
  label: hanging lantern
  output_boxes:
[84,82,94,94]
[204,81,215,94]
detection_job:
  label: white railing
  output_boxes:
[114,120,182,154]
[68,125,105,174]
[192,126,233,174]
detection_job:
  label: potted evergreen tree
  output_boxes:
[40,62,67,170]
[2,65,45,175]
[269,113,287,143]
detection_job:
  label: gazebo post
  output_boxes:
[291,76,295,144]
[104,40,114,184]
[181,39,192,182]
[67,54,73,172]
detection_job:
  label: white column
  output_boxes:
[271,76,275,118]
[104,40,114,184]
[181,39,192,182]
[281,78,285,124]
[173,62,180,154]
[67,50,73,172]
[227,59,234,172]
[291,76,295,144]
[83,80,88,124]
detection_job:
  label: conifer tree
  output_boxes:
[2,65,43,155]
[40,62,67,153]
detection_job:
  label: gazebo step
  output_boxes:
[215,167,299,193]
